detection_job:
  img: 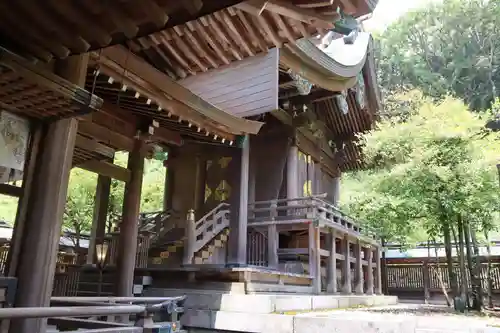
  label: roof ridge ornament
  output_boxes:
[287,68,313,96]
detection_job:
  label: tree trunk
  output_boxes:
[485,229,493,308]
[434,241,451,306]
[457,216,468,308]
[443,221,459,298]
[465,220,482,310]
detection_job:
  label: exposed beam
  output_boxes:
[293,0,335,8]
[78,121,134,152]
[78,160,131,182]
[237,0,338,28]
[337,0,357,14]
[101,100,184,146]
[75,134,115,158]
[0,183,22,198]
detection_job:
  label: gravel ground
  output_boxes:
[296,304,500,332]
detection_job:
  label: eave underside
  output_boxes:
[0,0,246,62]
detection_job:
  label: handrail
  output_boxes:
[248,194,327,206]
[195,203,229,226]
[0,305,145,319]
[51,296,185,304]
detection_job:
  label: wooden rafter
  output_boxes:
[0,0,247,60]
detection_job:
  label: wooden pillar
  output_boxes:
[116,139,145,296]
[374,246,383,294]
[267,223,278,269]
[366,247,374,295]
[341,236,352,294]
[354,241,364,294]
[9,55,86,333]
[227,135,249,266]
[87,174,112,265]
[183,209,195,265]
[332,176,340,206]
[286,145,298,199]
[326,231,337,293]
[309,223,321,294]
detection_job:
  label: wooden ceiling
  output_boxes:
[0,0,245,62]
[0,47,102,122]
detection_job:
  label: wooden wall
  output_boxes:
[296,150,336,201]
[179,48,279,117]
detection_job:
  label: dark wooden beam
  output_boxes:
[78,160,131,182]
[0,183,22,198]
[101,100,183,146]
[75,134,115,158]
[78,121,134,152]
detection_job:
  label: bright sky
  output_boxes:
[363,0,439,32]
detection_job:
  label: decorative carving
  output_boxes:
[218,157,232,169]
[204,184,212,202]
[336,91,349,115]
[288,69,313,96]
[214,180,231,202]
[354,73,366,109]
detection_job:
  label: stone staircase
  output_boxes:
[143,286,398,333]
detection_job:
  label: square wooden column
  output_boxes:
[365,246,374,295]
[354,241,364,294]
[374,246,383,294]
[326,231,337,293]
[286,145,299,199]
[116,139,145,296]
[227,135,249,266]
[9,55,86,333]
[341,235,352,294]
[308,223,321,294]
[87,174,112,265]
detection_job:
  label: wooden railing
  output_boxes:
[139,209,179,245]
[248,195,368,238]
[247,229,267,266]
[386,262,500,293]
[192,203,230,253]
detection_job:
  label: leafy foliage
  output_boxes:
[343,95,500,246]
[376,0,500,111]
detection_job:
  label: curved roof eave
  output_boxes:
[280,47,357,92]
[295,32,372,79]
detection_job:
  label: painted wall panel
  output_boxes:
[179,48,279,117]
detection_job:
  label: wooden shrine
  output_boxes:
[0,1,382,332]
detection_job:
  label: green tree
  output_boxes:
[376,0,500,111]
[343,95,500,306]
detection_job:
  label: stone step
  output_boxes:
[144,287,398,313]
[182,309,406,333]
